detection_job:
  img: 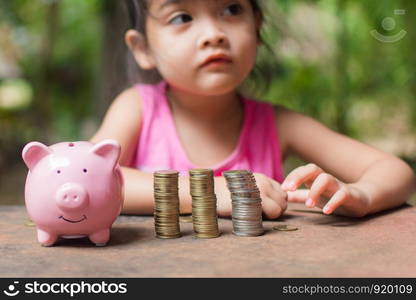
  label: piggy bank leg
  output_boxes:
[37,228,58,247]
[89,228,110,246]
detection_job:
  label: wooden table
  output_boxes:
[1,203,415,277]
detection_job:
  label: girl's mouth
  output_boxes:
[204,59,232,67]
[201,54,233,68]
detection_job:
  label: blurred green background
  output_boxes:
[0,0,415,205]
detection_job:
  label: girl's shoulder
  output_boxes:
[104,85,144,125]
[272,104,320,157]
[273,104,300,126]
[93,86,142,135]
[110,86,142,112]
[112,85,145,127]
[272,104,353,160]
[90,86,143,165]
[273,104,331,138]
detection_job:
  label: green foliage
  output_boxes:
[258,0,415,139]
[1,0,102,141]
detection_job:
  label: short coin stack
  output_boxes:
[189,169,220,238]
[223,170,264,237]
[153,170,181,239]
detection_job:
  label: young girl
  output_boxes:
[91,0,415,219]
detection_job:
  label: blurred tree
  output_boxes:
[402,0,416,128]
[95,0,130,121]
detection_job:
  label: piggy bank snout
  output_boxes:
[55,183,89,212]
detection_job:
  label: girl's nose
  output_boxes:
[197,22,228,48]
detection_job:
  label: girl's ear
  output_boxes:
[125,29,156,70]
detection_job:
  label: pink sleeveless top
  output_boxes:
[131,81,284,183]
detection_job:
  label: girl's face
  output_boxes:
[131,0,261,96]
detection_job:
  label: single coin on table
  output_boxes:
[273,224,298,231]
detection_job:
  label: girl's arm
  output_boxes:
[90,88,142,166]
[117,167,192,215]
[90,88,192,215]
[276,106,416,217]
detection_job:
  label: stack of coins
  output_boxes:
[153,170,181,239]
[189,169,220,238]
[223,170,264,237]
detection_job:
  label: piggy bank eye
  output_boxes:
[56,170,61,174]
[83,169,88,173]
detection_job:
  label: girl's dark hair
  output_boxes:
[125,0,272,95]
[125,0,160,84]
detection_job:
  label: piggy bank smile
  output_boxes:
[59,214,87,223]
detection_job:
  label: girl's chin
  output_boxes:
[173,78,243,96]
[197,85,236,96]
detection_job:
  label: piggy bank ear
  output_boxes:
[90,139,121,167]
[22,142,52,171]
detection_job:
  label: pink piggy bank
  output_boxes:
[22,140,123,246]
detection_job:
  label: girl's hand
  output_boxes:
[215,173,288,219]
[281,163,370,217]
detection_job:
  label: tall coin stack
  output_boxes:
[189,169,220,238]
[223,170,264,237]
[153,170,181,239]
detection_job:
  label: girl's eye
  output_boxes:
[169,13,193,25]
[223,3,243,16]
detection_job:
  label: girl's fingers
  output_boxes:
[270,179,288,201]
[268,188,288,213]
[262,196,283,219]
[307,173,340,207]
[267,180,288,214]
[287,189,329,210]
[281,164,323,192]
[287,189,309,203]
[322,189,349,215]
